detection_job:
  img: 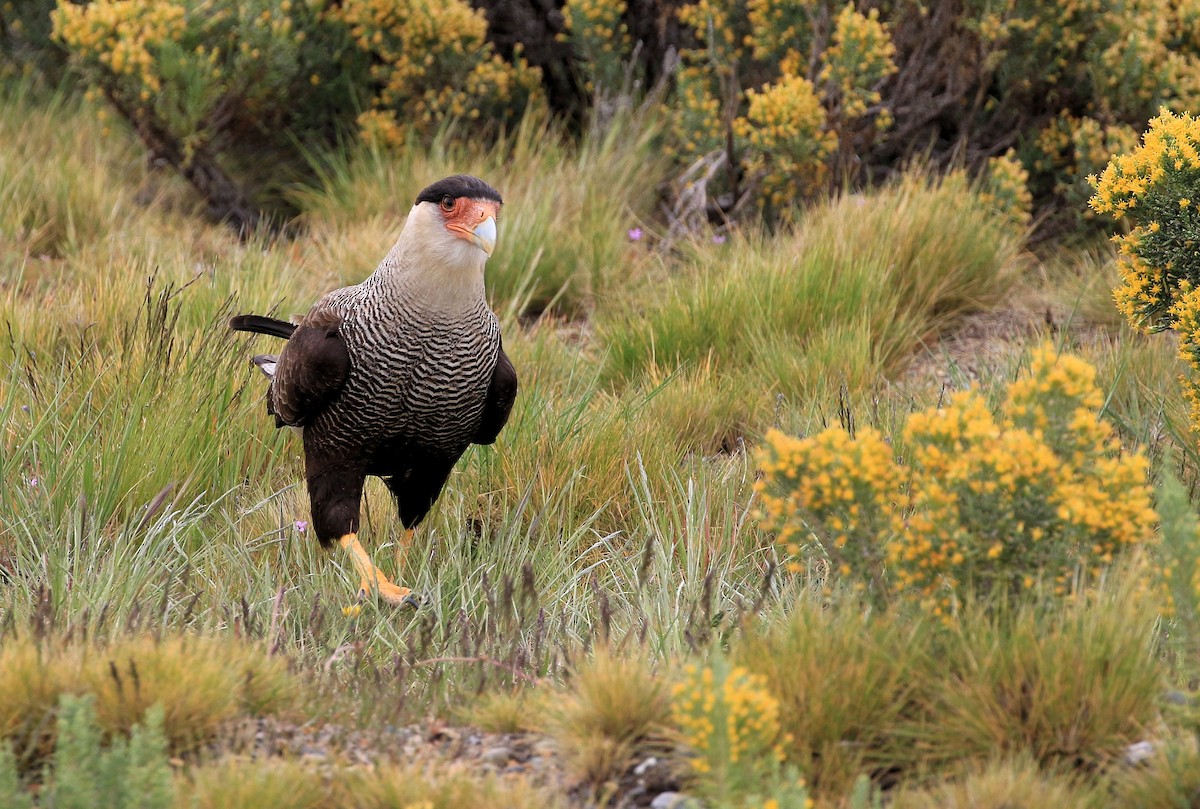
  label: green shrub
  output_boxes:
[0,695,175,809]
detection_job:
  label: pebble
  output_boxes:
[651,792,694,809]
[1122,740,1155,766]
[481,746,513,765]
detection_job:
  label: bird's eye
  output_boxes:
[440,196,455,212]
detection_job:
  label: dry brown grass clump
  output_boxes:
[0,633,299,765]
[541,649,672,790]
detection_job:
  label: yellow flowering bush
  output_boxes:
[757,345,1158,616]
[673,0,897,212]
[48,0,543,225]
[51,0,362,226]
[561,0,630,95]
[734,74,836,208]
[1089,109,1200,428]
[817,4,897,125]
[980,149,1034,227]
[327,0,543,141]
[672,658,812,808]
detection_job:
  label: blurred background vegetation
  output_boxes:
[12,1,1200,807]
[4,0,1191,238]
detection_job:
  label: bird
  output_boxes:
[229,174,518,606]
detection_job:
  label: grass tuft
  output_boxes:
[734,600,930,797]
[543,649,672,788]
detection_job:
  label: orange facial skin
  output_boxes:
[442,197,501,241]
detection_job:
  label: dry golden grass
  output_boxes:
[0,634,299,764]
[542,649,672,789]
[734,602,931,797]
[889,755,1102,809]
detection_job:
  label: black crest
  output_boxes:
[415,175,503,206]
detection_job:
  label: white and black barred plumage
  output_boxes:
[230,175,517,547]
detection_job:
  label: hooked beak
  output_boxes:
[470,215,497,256]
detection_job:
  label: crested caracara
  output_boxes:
[230,175,517,606]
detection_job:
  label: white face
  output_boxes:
[435,194,501,258]
[401,196,502,280]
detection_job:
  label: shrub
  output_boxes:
[51,0,361,228]
[328,0,543,145]
[49,0,543,229]
[1090,108,1200,431]
[756,344,1158,615]
[671,0,897,212]
[0,695,175,809]
[670,656,799,805]
[560,0,631,96]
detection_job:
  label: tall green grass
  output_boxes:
[601,172,1024,398]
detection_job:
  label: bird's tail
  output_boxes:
[229,314,296,339]
[251,354,278,379]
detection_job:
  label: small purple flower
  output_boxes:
[627,227,643,242]
[294,520,308,534]
[28,477,38,488]
[711,234,727,245]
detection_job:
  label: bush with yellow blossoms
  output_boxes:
[560,0,630,96]
[326,0,542,146]
[48,0,542,228]
[51,0,363,227]
[672,657,812,809]
[1090,109,1200,431]
[672,0,897,213]
[756,345,1158,616]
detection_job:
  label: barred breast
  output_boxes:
[305,283,500,457]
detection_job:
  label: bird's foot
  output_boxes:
[358,577,420,608]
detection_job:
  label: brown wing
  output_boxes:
[472,342,518,445]
[270,307,350,428]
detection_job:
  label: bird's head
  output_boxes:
[407,175,503,266]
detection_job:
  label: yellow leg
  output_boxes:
[394,528,416,572]
[338,533,415,606]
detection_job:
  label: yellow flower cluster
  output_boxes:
[745,0,814,76]
[817,4,897,123]
[1089,109,1200,217]
[53,0,186,92]
[980,149,1033,227]
[329,0,542,137]
[678,0,743,61]
[734,73,836,207]
[561,0,629,93]
[757,426,900,585]
[668,0,746,163]
[671,660,785,775]
[1090,109,1200,434]
[756,345,1158,616]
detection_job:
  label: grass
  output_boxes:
[4,78,1200,807]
